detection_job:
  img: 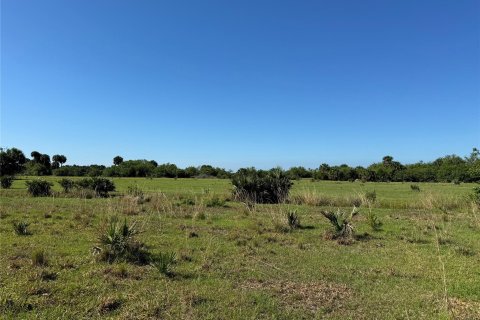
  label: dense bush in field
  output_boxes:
[76,177,115,197]
[232,168,292,204]
[58,178,75,192]
[26,179,53,197]
[1,176,14,189]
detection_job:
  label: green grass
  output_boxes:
[1,178,479,319]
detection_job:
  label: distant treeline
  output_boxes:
[1,147,479,183]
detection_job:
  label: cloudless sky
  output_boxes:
[1,0,479,169]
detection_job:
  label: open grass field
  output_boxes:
[1,178,479,319]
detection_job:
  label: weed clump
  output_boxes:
[410,184,421,192]
[366,211,382,231]
[151,251,176,276]
[13,221,30,235]
[286,210,300,230]
[232,168,292,204]
[95,217,149,264]
[32,249,48,266]
[321,207,359,244]
[26,179,53,197]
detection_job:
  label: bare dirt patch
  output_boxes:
[240,279,352,314]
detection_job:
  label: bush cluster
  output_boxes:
[26,179,53,197]
[232,168,292,204]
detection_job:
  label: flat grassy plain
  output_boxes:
[1,178,479,319]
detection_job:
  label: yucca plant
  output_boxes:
[152,251,176,276]
[321,206,359,240]
[13,221,30,235]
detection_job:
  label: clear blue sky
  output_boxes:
[2,0,479,169]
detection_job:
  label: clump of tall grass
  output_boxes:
[151,251,176,276]
[291,190,362,208]
[95,217,150,264]
[32,249,48,266]
[13,221,31,235]
[321,207,359,244]
[366,211,383,231]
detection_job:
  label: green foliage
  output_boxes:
[151,252,176,276]
[32,249,48,266]
[13,221,30,235]
[286,210,300,229]
[232,167,292,204]
[96,217,149,264]
[0,176,14,189]
[365,190,376,203]
[113,156,124,166]
[76,177,115,197]
[471,186,480,206]
[410,184,421,192]
[25,179,53,197]
[58,178,75,193]
[205,195,227,207]
[0,148,26,176]
[366,211,382,231]
[321,207,359,241]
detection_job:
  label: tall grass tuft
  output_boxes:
[151,251,176,276]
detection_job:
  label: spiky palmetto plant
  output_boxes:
[96,217,148,264]
[321,206,359,239]
[286,210,300,229]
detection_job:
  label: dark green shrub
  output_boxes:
[76,177,115,197]
[232,168,292,204]
[13,221,30,235]
[0,176,14,189]
[26,179,53,197]
[410,184,421,192]
[471,186,480,206]
[58,178,75,193]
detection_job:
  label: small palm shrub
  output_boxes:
[0,176,14,189]
[367,211,382,231]
[152,251,176,276]
[286,210,300,229]
[321,207,359,243]
[96,217,149,264]
[410,184,421,192]
[26,179,53,197]
[58,178,75,193]
[13,221,30,235]
[232,168,292,204]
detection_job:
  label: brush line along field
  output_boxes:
[1,177,479,319]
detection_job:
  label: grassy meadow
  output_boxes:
[1,177,479,319]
